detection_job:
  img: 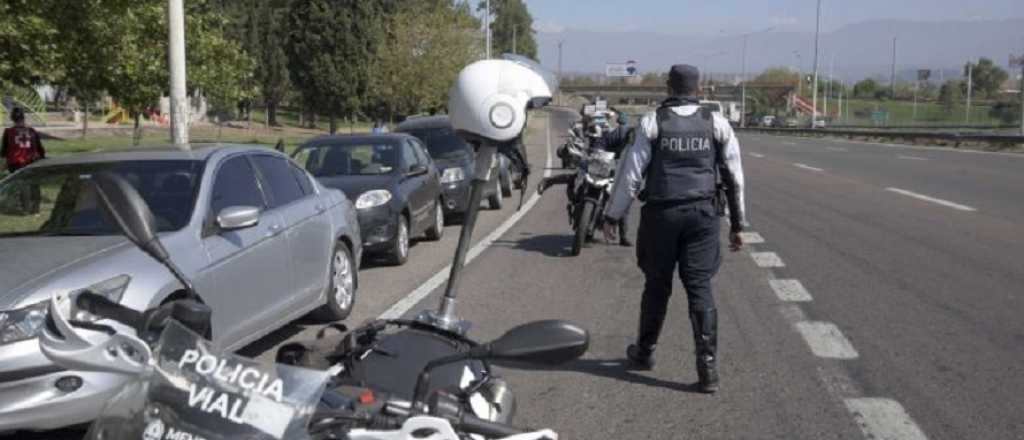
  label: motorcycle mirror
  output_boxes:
[479,320,589,366]
[89,172,168,262]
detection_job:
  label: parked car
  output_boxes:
[395,116,510,213]
[761,115,776,127]
[812,118,828,128]
[0,144,361,432]
[293,134,443,266]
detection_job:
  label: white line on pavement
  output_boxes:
[378,113,555,320]
[845,398,930,440]
[794,163,825,172]
[749,152,766,158]
[751,252,785,268]
[826,146,847,152]
[885,187,977,212]
[897,155,929,161]
[795,321,860,359]
[769,279,813,302]
[738,231,764,244]
[782,141,798,146]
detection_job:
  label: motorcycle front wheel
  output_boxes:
[571,200,595,256]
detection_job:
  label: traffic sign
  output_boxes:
[606,61,638,77]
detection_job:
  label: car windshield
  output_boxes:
[402,127,469,159]
[0,160,202,238]
[297,142,399,177]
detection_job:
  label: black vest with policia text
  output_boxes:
[644,101,718,204]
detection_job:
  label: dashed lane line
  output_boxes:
[738,231,764,244]
[793,163,825,172]
[826,146,848,152]
[897,155,929,161]
[749,152,766,158]
[885,187,977,212]
[378,113,554,320]
[782,141,798,146]
[769,279,813,302]
[751,251,785,268]
[794,321,860,359]
[845,398,930,440]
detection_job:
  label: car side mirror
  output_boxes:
[406,164,429,178]
[216,206,260,231]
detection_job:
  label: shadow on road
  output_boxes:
[504,358,704,394]
[493,233,574,257]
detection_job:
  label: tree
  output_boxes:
[852,79,879,99]
[989,99,1021,125]
[285,0,391,133]
[479,0,537,59]
[370,0,481,120]
[938,79,964,112]
[748,68,798,115]
[0,0,60,89]
[964,58,1009,99]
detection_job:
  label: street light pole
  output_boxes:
[557,40,564,105]
[741,34,748,128]
[485,0,491,59]
[168,0,189,148]
[512,25,517,54]
[965,61,973,124]
[890,37,898,99]
[811,0,821,128]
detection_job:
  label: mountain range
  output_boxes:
[535,18,1024,83]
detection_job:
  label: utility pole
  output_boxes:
[168,0,189,148]
[890,37,897,99]
[484,0,491,59]
[793,51,803,98]
[965,61,973,124]
[741,34,748,128]
[557,40,564,105]
[811,0,821,127]
[825,52,834,117]
[512,25,517,54]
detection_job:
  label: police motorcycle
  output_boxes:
[39,57,587,440]
[566,137,616,257]
[556,127,586,169]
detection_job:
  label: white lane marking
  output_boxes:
[751,252,785,268]
[795,321,860,359]
[826,146,847,152]
[793,163,825,172]
[782,141,798,146]
[379,113,555,320]
[749,152,766,158]
[738,231,764,244]
[897,155,929,161]
[845,398,930,440]
[885,187,977,212]
[769,279,813,302]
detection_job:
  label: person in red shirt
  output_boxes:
[2,107,46,173]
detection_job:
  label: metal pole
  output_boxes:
[1019,62,1023,135]
[741,34,748,128]
[512,25,517,54]
[965,62,973,124]
[168,0,189,148]
[485,0,491,59]
[890,37,897,99]
[811,0,821,127]
[912,80,919,120]
[825,52,833,116]
[557,40,563,105]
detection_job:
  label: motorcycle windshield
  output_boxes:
[86,321,329,440]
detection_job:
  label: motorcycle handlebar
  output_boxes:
[75,291,145,333]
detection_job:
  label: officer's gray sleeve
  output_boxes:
[714,114,747,230]
[604,114,654,221]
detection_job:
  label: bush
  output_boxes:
[989,100,1022,125]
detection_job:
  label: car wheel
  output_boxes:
[487,178,503,210]
[315,241,356,321]
[387,215,410,265]
[424,200,444,241]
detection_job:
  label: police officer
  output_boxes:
[602,64,746,394]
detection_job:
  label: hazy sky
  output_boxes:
[525,0,1024,36]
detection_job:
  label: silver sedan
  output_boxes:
[0,144,361,432]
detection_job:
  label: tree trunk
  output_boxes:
[133,114,142,146]
[329,113,337,134]
[267,101,279,127]
[81,102,89,139]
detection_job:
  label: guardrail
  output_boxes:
[737,127,1024,150]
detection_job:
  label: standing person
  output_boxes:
[602,112,635,246]
[602,64,746,394]
[2,107,46,173]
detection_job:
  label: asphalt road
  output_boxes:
[13,112,1023,439]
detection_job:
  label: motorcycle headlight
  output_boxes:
[70,275,131,322]
[356,190,393,210]
[0,301,48,345]
[440,167,466,184]
[587,159,614,179]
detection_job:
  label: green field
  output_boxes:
[831,99,1003,127]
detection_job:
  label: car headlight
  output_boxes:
[0,301,48,345]
[356,190,393,210]
[489,103,515,129]
[70,275,131,322]
[440,167,466,184]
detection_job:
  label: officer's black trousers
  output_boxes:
[634,201,721,350]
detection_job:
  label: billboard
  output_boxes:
[606,61,638,77]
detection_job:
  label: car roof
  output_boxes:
[393,116,452,132]
[299,133,417,148]
[31,144,274,167]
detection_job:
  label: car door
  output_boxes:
[250,154,332,305]
[411,138,442,212]
[399,141,429,232]
[199,154,292,348]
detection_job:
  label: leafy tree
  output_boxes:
[938,79,964,112]
[964,58,1009,99]
[852,78,879,99]
[989,99,1021,125]
[0,0,60,88]
[747,68,797,115]
[479,0,537,59]
[370,0,481,120]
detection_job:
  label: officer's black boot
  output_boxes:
[690,309,719,394]
[627,294,669,370]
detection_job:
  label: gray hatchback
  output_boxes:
[0,144,361,432]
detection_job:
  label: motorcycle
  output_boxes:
[567,148,617,256]
[38,172,587,440]
[556,128,586,169]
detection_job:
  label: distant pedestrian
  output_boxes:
[372,120,388,134]
[2,107,46,173]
